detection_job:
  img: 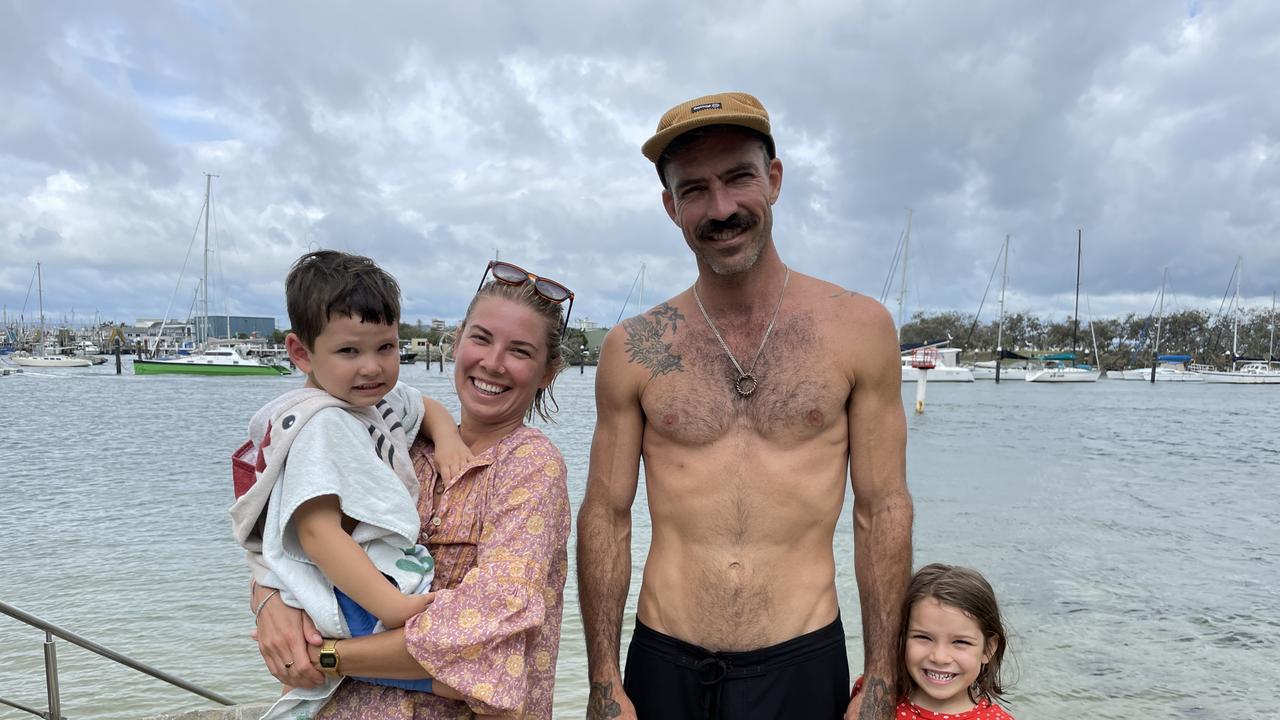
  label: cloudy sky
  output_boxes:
[3,1,1277,333]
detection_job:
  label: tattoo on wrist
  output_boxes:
[858,677,894,720]
[587,680,622,719]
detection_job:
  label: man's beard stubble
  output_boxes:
[694,211,766,276]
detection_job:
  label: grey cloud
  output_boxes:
[2,1,1278,329]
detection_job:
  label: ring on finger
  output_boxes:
[284,660,295,668]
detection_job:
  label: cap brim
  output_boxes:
[641,114,773,163]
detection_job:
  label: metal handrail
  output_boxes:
[0,600,236,716]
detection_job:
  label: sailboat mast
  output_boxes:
[37,261,45,348]
[1231,258,1241,362]
[1269,291,1276,367]
[896,209,912,340]
[1151,268,1167,383]
[996,234,1009,383]
[1072,228,1081,364]
[1089,296,1101,368]
[202,174,212,345]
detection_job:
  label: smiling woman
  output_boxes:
[252,266,574,720]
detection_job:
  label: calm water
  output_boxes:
[1,362,1276,719]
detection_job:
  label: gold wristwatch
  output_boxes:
[319,638,342,677]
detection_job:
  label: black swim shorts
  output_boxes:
[623,616,850,719]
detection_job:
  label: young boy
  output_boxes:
[230,250,467,718]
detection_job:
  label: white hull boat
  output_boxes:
[14,264,91,368]
[900,346,974,382]
[1026,365,1101,383]
[1110,367,1203,382]
[901,365,975,382]
[1204,264,1280,384]
[1025,231,1100,385]
[970,362,1028,380]
[13,353,93,368]
[1200,363,1280,384]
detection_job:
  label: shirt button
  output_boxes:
[431,516,442,527]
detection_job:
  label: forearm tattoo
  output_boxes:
[587,680,622,719]
[623,303,685,377]
[858,676,895,720]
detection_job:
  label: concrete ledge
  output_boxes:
[144,704,271,720]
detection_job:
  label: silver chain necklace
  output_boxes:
[692,266,790,397]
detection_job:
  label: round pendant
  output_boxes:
[734,373,758,397]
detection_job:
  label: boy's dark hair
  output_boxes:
[898,563,1011,706]
[285,250,401,348]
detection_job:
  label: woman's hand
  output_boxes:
[252,587,325,688]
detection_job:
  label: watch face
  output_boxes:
[319,653,337,669]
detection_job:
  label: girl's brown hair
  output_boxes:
[898,563,1010,705]
[461,280,567,422]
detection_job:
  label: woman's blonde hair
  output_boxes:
[461,280,567,422]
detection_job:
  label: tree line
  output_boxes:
[900,307,1280,369]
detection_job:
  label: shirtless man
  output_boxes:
[576,92,914,720]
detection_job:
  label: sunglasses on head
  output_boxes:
[476,260,575,336]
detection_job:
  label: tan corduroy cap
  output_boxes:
[641,91,775,163]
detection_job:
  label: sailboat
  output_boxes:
[1201,268,1280,384]
[969,235,1030,380]
[883,210,974,383]
[1109,269,1203,382]
[134,175,290,377]
[12,263,93,368]
[1026,229,1100,383]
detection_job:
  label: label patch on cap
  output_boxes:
[690,102,722,113]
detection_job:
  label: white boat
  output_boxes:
[1110,355,1204,382]
[1199,264,1280,384]
[1027,230,1099,384]
[969,235,1029,381]
[901,344,974,382]
[12,263,93,368]
[971,360,1028,380]
[1201,362,1280,384]
[13,352,93,368]
[1111,367,1204,382]
[134,175,290,377]
[882,211,973,383]
[1025,360,1102,383]
[1110,271,1204,382]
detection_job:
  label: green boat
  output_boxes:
[133,346,291,376]
[135,175,291,378]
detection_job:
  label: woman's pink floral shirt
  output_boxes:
[317,425,570,719]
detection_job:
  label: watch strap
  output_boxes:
[319,638,342,677]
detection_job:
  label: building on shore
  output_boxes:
[191,315,276,339]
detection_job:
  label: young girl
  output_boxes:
[853,563,1014,719]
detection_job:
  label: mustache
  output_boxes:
[698,212,757,240]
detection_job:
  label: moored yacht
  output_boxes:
[1200,361,1280,384]
[133,345,291,376]
[900,342,974,382]
[1025,355,1101,383]
[1109,355,1204,382]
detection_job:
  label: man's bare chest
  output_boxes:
[638,315,849,446]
